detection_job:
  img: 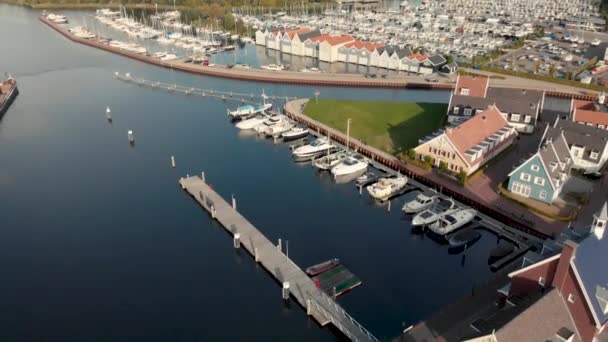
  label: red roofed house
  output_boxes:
[314,34,355,62]
[413,105,517,175]
[338,40,384,65]
[571,94,608,130]
[454,75,490,97]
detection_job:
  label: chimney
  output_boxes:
[552,240,578,291]
[592,202,608,240]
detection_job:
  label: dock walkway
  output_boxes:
[179,175,378,342]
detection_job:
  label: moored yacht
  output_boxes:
[227,102,272,119]
[313,151,348,170]
[331,154,369,177]
[591,38,601,46]
[402,193,438,214]
[427,208,477,236]
[261,64,285,71]
[254,115,283,134]
[281,127,309,141]
[411,198,456,226]
[263,117,294,137]
[292,138,336,161]
[366,175,408,201]
[235,113,268,130]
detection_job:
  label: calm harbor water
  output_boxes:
[2,5,502,341]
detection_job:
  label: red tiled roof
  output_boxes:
[573,99,608,127]
[407,53,428,62]
[446,105,510,156]
[285,27,311,39]
[311,34,354,46]
[455,75,489,97]
[344,40,383,52]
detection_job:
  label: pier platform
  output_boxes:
[179,174,378,342]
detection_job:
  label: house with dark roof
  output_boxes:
[500,203,608,342]
[414,105,517,176]
[289,28,321,56]
[421,54,447,73]
[553,117,608,173]
[507,125,573,204]
[442,62,458,74]
[448,76,545,134]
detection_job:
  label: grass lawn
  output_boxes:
[303,99,447,155]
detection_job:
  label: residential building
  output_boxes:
[314,34,355,62]
[507,126,573,204]
[414,105,517,176]
[554,118,608,173]
[571,94,608,129]
[448,76,545,133]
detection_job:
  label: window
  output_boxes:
[460,88,469,95]
[524,115,531,123]
[464,108,473,116]
[539,190,547,200]
[534,177,545,186]
[538,277,546,287]
[511,182,531,197]
[591,151,599,160]
[511,114,520,122]
[520,173,531,182]
[568,293,575,303]
[453,106,460,114]
[573,148,581,157]
[531,165,540,172]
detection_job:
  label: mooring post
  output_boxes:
[233,233,241,249]
[306,299,312,315]
[254,247,259,262]
[359,185,363,195]
[388,200,392,212]
[277,238,282,253]
[282,282,290,301]
[201,171,206,183]
[127,130,135,144]
[171,155,176,168]
[211,205,216,219]
[231,194,237,210]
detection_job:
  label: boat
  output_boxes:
[292,137,336,161]
[411,198,456,226]
[281,127,309,141]
[240,37,253,44]
[448,229,481,249]
[306,258,340,277]
[263,117,294,137]
[591,38,601,46]
[366,175,408,201]
[331,154,369,177]
[313,151,348,170]
[402,193,438,214]
[227,102,272,119]
[235,113,268,130]
[260,64,285,71]
[355,172,379,186]
[254,115,283,134]
[0,77,19,117]
[489,240,515,263]
[427,208,478,236]
[160,53,177,61]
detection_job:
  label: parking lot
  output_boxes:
[489,38,593,80]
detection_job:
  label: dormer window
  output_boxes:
[511,114,520,122]
[460,88,469,95]
[453,107,460,114]
[591,151,599,160]
[464,108,473,116]
[524,115,531,123]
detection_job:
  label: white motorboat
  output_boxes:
[331,154,369,177]
[227,103,272,119]
[591,38,601,46]
[313,151,348,170]
[366,175,408,201]
[411,198,456,226]
[261,64,285,71]
[235,113,268,130]
[264,117,294,137]
[160,53,178,61]
[254,115,283,134]
[355,172,378,186]
[240,37,253,44]
[427,208,477,236]
[402,193,438,214]
[292,138,336,161]
[281,127,309,141]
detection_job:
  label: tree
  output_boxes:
[223,13,235,30]
[407,148,416,160]
[549,64,557,77]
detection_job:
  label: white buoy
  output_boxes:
[127,130,135,143]
[282,282,290,300]
[171,155,176,168]
[233,233,241,249]
[105,107,112,121]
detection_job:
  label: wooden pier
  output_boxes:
[179,175,378,342]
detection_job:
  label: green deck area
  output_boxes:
[314,264,362,297]
[303,99,447,155]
